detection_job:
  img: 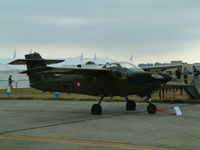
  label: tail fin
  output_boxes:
[24,53,48,85]
[9,52,64,87]
[25,53,46,70]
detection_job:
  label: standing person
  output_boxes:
[183,67,190,84]
[8,75,12,88]
[192,66,199,85]
[175,67,182,83]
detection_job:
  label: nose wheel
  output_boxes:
[146,95,157,114]
[147,103,157,114]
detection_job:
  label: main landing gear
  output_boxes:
[91,96,104,115]
[91,96,157,115]
[125,96,136,111]
[91,96,136,115]
[146,96,157,114]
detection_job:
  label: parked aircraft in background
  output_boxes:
[9,53,181,115]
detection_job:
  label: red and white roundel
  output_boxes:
[76,81,81,87]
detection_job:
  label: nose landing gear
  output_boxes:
[146,95,157,114]
[147,103,157,114]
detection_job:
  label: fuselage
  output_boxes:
[31,62,172,98]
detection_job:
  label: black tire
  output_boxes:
[126,101,136,111]
[147,103,157,114]
[91,104,102,115]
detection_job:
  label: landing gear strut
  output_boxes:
[125,96,136,111]
[146,96,157,114]
[91,96,104,115]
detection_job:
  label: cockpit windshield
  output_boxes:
[103,62,144,72]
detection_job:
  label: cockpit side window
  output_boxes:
[120,62,144,72]
[103,64,111,69]
[110,63,120,68]
[103,63,120,69]
[103,62,144,72]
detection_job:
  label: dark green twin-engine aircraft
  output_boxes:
[9,53,179,115]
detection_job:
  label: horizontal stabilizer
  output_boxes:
[9,59,64,65]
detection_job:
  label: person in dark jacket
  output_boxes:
[182,67,190,84]
[175,67,182,83]
[8,75,12,88]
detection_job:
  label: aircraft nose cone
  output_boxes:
[150,73,172,83]
[160,73,172,83]
[151,74,164,80]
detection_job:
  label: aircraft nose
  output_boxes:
[159,73,172,83]
[151,73,172,83]
[151,74,164,80]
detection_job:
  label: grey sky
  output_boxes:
[0,0,200,64]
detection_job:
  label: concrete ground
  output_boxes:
[0,100,200,150]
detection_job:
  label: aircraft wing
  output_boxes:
[20,66,112,76]
[44,67,112,76]
[141,64,182,72]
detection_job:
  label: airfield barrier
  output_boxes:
[159,83,200,101]
[0,80,30,90]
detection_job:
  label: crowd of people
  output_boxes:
[175,66,200,85]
